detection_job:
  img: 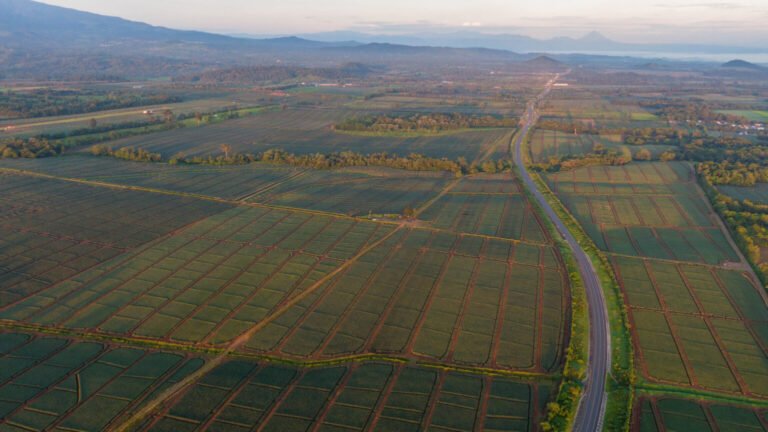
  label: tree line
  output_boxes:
[335,113,517,134]
[89,144,512,176]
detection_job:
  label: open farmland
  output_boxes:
[545,162,739,265]
[0,172,231,307]
[543,160,768,397]
[420,174,550,243]
[0,332,205,431]
[0,206,393,345]
[0,157,452,217]
[0,97,257,138]
[719,183,768,205]
[632,396,768,432]
[133,360,552,432]
[529,129,675,163]
[244,228,567,372]
[614,256,768,396]
[106,107,514,161]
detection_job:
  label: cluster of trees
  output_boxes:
[91,145,513,176]
[699,177,768,284]
[680,136,766,164]
[0,137,64,159]
[532,120,599,135]
[335,113,517,134]
[0,89,180,119]
[697,161,768,186]
[175,63,373,85]
[531,145,633,172]
[622,128,683,146]
[90,145,162,162]
[639,100,747,124]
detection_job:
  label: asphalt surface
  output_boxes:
[512,75,610,432]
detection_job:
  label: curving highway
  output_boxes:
[512,74,610,432]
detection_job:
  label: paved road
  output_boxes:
[512,75,610,432]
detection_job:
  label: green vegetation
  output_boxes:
[0,88,181,119]
[334,112,517,134]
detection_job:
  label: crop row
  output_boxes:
[0,173,231,306]
[245,228,566,372]
[0,333,203,431]
[632,396,767,432]
[0,207,390,346]
[420,176,549,243]
[136,360,551,432]
[614,256,768,396]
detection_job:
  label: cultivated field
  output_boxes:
[0,97,255,138]
[632,396,768,432]
[544,161,768,397]
[0,206,391,345]
[529,129,675,163]
[0,332,204,431]
[546,162,739,265]
[420,174,549,243]
[0,172,231,307]
[107,108,513,161]
[614,256,768,396]
[719,183,768,204]
[244,228,566,372]
[0,156,452,216]
[133,360,552,432]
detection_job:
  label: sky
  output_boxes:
[37,0,768,46]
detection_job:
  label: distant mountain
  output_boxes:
[300,29,768,56]
[721,59,765,70]
[705,59,768,79]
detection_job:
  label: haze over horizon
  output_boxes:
[36,0,768,47]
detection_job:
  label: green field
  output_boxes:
[105,108,513,160]
[134,360,552,432]
[719,183,768,204]
[544,161,768,397]
[530,129,675,164]
[0,333,204,431]
[545,163,739,265]
[716,110,768,122]
[0,156,452,216]
[633,396,768,432]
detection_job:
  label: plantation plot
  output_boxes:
[108,107,512,160]
[244,228,567,372]
[134,360,551,432]
[0,97,249,138]
[248,169,451,217]
[529,129,629,163]
[613,257,768,396]
[0,156,306,200]
[546,163,739,264]
[420,174,549,243]
[0,172,231,307]
[632,396,768,432]
[0,207,392,346]
[719,183,768,205]
[0,332,204,431]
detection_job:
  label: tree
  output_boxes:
[89,118,98,129]
[220,144,232,160]
[633,148,652,161]
[402,206,416,220]
[163,109,175,124]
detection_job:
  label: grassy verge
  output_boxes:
[521,133,636,432]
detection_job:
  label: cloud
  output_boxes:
[654,2,745,9]
[462,22,483,27]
